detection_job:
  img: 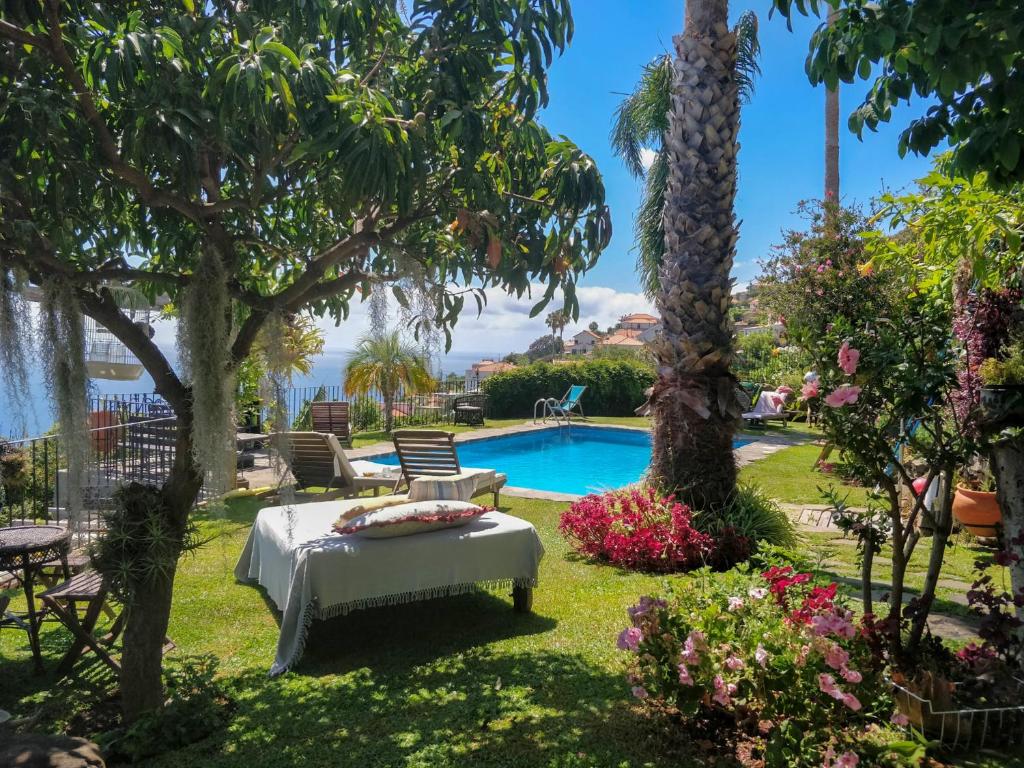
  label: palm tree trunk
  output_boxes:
[650,0,740,511]
[824,7,840,225]
[383,391,395,433]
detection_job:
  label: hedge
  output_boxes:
[480,359,655,418]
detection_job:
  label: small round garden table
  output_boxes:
[0,525,71,673]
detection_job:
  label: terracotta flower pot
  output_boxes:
[951,485,1001,538]
[88,410,121,453]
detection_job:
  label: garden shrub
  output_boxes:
[558,487,745,572]
[99,655,230,762]
[696,484,798,550]
[481,359,654,418]
[618,568,903,767]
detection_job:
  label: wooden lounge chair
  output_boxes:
[310,401,353,448]
[742,390,797,428]
[272,432,400,499]
[451,393,487,426]
[391,430,507,506]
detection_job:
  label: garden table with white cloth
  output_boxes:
[234,497,544,676]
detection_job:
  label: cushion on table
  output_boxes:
[334,499,487,538]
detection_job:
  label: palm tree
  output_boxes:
[823,8,840,230]
[546,309,567,344]
[343,331,435,433]
[646,0,745,510]
[611,10,760,300]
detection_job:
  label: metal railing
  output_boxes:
[0,381,488,532]
[0,414,182,539]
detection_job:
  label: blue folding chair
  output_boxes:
[541,384,587,423]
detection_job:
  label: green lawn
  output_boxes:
[2,422,1019,767]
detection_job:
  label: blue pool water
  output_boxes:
[374,427,753,496]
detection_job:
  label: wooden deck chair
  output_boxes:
[310,401,353,448]
[272,432,400,499]
[391,430,507,506]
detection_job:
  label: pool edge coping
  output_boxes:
[347,421,813,502]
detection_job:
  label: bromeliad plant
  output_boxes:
[558,487,719,572]
[617,568,899,767]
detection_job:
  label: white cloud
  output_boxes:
[312,282,655,361]
[639,147,657,172]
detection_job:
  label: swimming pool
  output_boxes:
[373,426,752,496]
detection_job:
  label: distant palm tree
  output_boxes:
[647,0,747,510]
[611,10,760,300]
[343,331,435,433]
[546,309,568,343]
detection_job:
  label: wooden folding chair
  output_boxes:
[310,401,353,448]
[38,571,122,679]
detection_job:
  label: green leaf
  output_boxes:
[261,41,301,70]
[998,135,1020,172]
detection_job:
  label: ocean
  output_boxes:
[0,347,505,438]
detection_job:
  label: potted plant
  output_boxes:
[951,462,1001,540]
[978,337,1024,429]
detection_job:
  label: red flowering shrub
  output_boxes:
[558,487,721,572]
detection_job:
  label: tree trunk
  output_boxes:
[118,418,203,722]
[860,536,874,616]
[120,564,176,719]
[384,392,394,433]
[991,434,1024,636]
[908,470,954,651]
[650,0,739,510]
[823,8,840,207]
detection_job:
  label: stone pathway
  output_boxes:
[781,503,981,640]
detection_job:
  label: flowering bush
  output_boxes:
[617,568,900,766]
[558,487,732,572]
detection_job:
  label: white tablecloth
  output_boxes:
[234,499,544,676]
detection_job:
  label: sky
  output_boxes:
[306,0,939,363]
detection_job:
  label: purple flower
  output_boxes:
[617,626,643,652]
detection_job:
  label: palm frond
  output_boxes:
[610,55,673,179]
[635,151,668,300]
[735,11,762,105]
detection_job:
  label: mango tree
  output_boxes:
[0,0,610,719]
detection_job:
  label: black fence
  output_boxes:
[271,380,482,434]
[0,414,183,542]
[1,381,491,532]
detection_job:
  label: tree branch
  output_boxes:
[76,287,189,412]
[0,19,52,50]
[17,3,246,222]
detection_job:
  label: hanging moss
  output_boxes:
[39,279,89,525]
[177,249,234,496]
[0,268,33,433]
[260,312,298,512]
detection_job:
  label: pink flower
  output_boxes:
[824,384,861,408]
[712,675,736,707]
[727,596,745,612]
[725,655,745,671]
[748,587,768,600]
[631,685,648,699]
[841,693,862,711]
[841,668,863,684]
[890,711,910,726]
[755,644,769,668]
[617,627,643,652]
[824,644,850,671]
[835,751,859,768]
[817,264,827,273]
[838,341,860,375]
[801,381,820,400]
[819,673,840,697]
[677,663,694,686]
